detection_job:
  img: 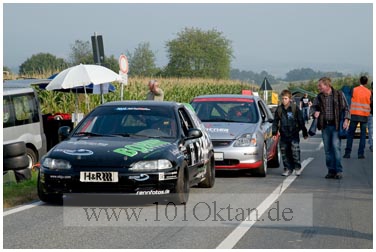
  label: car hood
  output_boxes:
[203,122,258,140]
[47,137,177,168]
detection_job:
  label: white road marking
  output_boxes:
[316,141,324,151]
[3,201,43,217]
[216,157,314,249]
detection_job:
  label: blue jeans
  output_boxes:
[302,107,309,123]
[368,114,373,149]
[322,125,343,174]
[345,120,367,156]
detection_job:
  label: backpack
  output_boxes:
[341,85,353,107]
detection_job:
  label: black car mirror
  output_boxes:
[58,126,71,141]
[186,128,203,140]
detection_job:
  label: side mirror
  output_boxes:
[186,128,203,140]
[58,126,71,141]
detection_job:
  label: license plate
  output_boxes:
[214,152,224,161]
[80,172,118,182]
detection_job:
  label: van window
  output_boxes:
[3,93,40,128]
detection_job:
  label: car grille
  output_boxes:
[212,140,233,147]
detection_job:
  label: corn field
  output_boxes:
[36,77,257,115]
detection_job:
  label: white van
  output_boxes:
[3,80,47,169]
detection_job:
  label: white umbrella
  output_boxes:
[45,64,122,90]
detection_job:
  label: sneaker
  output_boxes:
[294,169,302,176]
[325,173,336,179]
[358,155,365,159]
[334,173,343,179]
[281,169,292,176]
[343,153,350,158]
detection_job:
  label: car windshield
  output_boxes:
[74,106,178,139]
[191,99,259,123]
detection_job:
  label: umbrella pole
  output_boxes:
[101,84,104,104]
[84,85,90,113]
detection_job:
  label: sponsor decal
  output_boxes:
[136,189,170,195]
[115,107,151,111]
[158,171,178,181]
[55,149,94,156]
[170,148,180,156]
[206,128,229,133]
[113,139,170,157]
[66,141,108,147]
[129,174,150,181]
[50,175,72,179]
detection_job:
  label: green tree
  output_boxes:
[19,53,69,76]
[69,40,94,65]
[102,55,120,73]
[127,42,157,77]
[3,66,12,74]
[165,27,233,79]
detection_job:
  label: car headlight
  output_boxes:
[42,158,72,170]
[130,159,173,171]
[233,133,257,147]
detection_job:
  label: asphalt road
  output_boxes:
[3,132,373,249]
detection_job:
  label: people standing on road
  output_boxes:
[368,82,373,152]
[300,93,312,124]
[146,79,164,101]
[312,77,350,179]
[272,89,308,177]
[343,76,372,159]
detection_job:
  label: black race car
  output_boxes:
[38,101,215,204]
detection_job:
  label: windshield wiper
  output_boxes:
[74,132,119,137]
[111,133,131,137]
[203,118,237,122]
[130,133,175,139]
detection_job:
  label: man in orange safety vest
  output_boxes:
[343,76,372,159]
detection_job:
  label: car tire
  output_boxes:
[26,148,38,169]
[268,143,281,168]
[168,163,190,204]
[254,143,267,177]
[3,155,29,171]
[198,155,215,188]
[3,142,26,158]
[37,172,62,204]
[14,167,32,182]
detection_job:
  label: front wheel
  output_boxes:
[254,143,267,177]
[198,155,215,188]
[26,148,38,170]
[168,163,189,204]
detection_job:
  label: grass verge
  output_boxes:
[3,170,39,209]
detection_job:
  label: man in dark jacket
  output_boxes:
[311,77,350,179]
[272,90,308,176]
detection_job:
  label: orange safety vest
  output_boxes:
[350,85,371,117]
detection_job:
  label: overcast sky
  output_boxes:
[3,3,373,77]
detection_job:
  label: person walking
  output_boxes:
[312,77,350,179]
[272,89,308,176]
[146,79,164,101]
[300,93,311,124]
[368,82,373,152]
[343,76,372,159]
